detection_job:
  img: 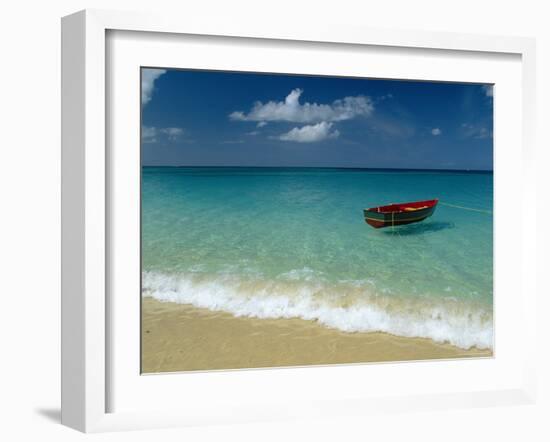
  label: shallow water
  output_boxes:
[142,167,493,349]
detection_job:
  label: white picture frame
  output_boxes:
[61,9,538,433]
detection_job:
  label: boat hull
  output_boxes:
[363,199,438,229]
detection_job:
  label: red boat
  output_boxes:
[363,199,438,228]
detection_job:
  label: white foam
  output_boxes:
[277,267,323,282]
[142,271,493,350]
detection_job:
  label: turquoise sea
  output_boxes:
[142,167,493,349]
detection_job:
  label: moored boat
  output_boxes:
[363,199,438,228]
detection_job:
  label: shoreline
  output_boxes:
[141,297,492,373]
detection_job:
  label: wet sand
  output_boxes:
[141,297,492,373]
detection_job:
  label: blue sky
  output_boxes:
[141,68,493,170]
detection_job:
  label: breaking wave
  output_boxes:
[142,271,493,350]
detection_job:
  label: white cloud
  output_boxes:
[377,93,394,102]
[431,128,442,136]
[160,127,184,141]
[142,69,167,105]
[474,128,491,139]
[481,85,493,97]
[257,121,268,128]
[230,89,374,123]
[278,122,340,143]
[141,126,157,143]
[461,123,492,139]
[142,126,185,143]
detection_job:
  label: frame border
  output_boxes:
[61,9,537,432]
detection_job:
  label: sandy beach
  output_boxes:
[141,297,492,373]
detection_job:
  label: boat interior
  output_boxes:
[367,199,437,214]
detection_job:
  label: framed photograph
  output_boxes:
[139,68,494,374]
[61,9,538,432]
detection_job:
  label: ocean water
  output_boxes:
[142,167,493,350]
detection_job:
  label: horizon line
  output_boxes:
[141,165,493,173]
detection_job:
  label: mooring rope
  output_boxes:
[440,202,492,215]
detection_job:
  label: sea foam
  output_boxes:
[142,271,493,350]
